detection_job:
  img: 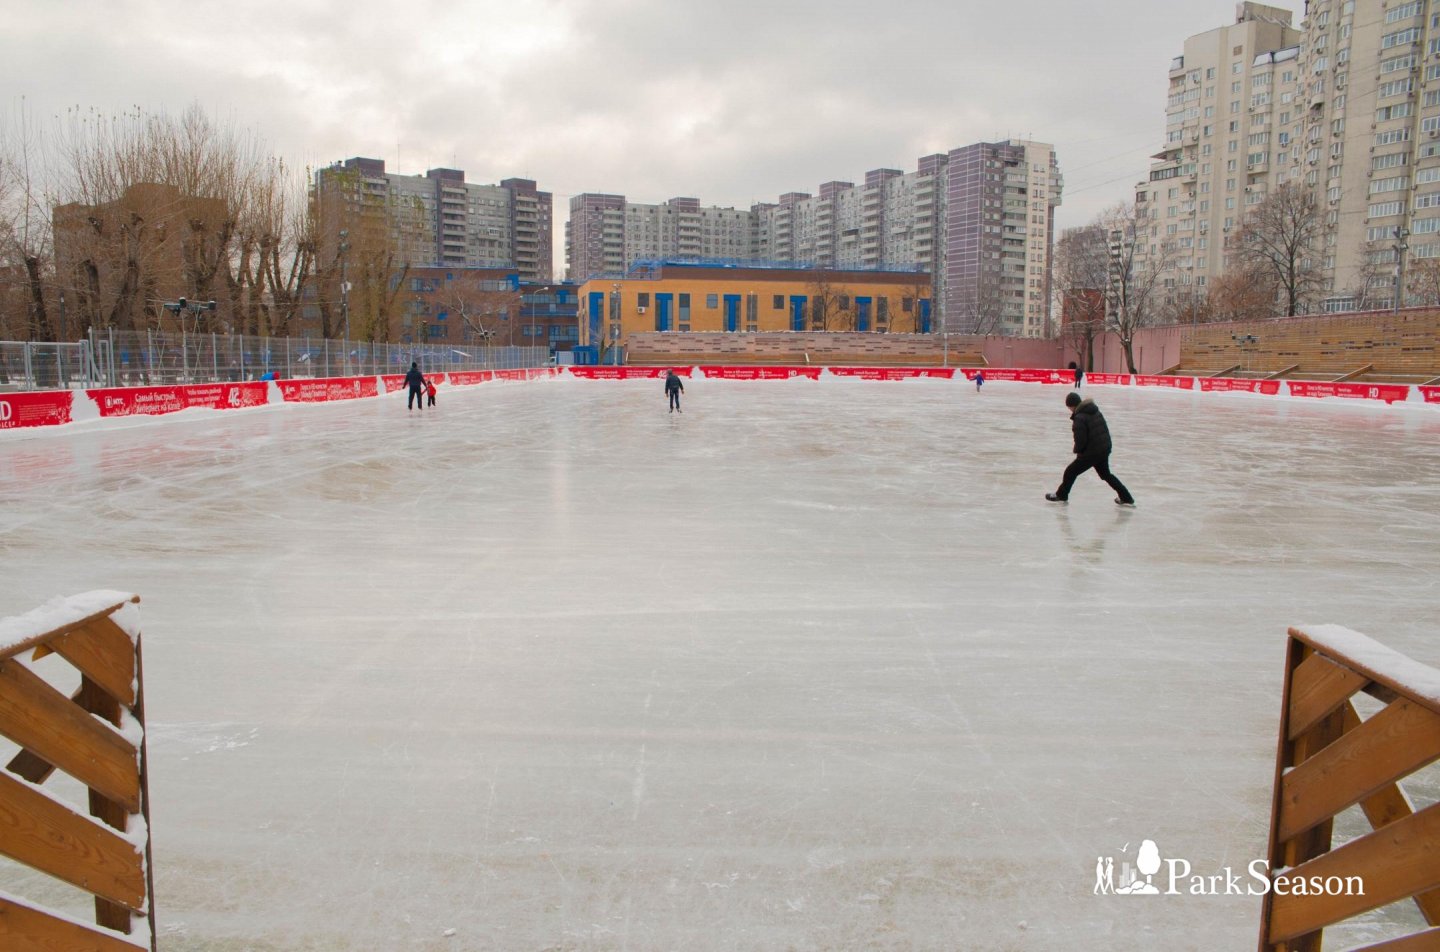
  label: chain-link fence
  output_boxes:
[0,331,550,392]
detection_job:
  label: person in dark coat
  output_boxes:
[404,362,425,411]
[664,370,684,413]
[1046,392,1135,506]
[1070,361,1084,387]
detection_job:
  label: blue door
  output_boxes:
[919,299,933,333]
[790,296,807,331]
[656,293,673,332]
[856,297,872,332]
[723,295,740,332]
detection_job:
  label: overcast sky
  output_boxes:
[5,0,1266,268]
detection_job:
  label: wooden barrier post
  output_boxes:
[0,592,155,952]
[1259,625,1440,952]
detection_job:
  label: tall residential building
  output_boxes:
[942,141,1064,336]
[1148,1,1440,313]
[566,140,1063,336]
[564,194,754,279]
[1142,3,1302,316]
[314,158,553,283]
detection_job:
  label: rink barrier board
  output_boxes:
[1,365,1436,430]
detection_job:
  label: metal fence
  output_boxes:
[0,331,550,392]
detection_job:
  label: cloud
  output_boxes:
[2,0,1258,262]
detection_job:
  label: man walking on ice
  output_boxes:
[1046,391,1136,506]
[665,369,684,413]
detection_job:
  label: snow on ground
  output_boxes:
[2,377,1439,951]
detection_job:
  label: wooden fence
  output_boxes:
[1259,625,1440,951]
[0,592,155,951]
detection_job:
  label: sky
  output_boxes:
[3,0,1266,271]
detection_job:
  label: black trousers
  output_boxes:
[408,385,423,409]
[668,390,681,410]
[1056,453,1133,503]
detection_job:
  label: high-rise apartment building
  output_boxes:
[1142,3,1302,316]
[564,194,754,279]
[566,140,1063,336]
[1148,1,1440,313]
[314,158,553,283]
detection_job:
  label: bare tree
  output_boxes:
[1100,202,1174,374]
[50,105,271,334]
[438,273,523,344]
[0,101,56,341]
[1054,224,1110,369]
[311,162,425,342]
[1232,182,1323,317]
[804,269,853,331]
[1204,265,1276,323]
[952,276,1009,335]
[1405,254,1440,307]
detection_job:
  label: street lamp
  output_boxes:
[1393,227,1409,315]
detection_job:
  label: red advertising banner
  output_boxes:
[567,367,677,379]
[0,391,73,429]
[961,368,1071,384]
[1199,377,1282,396]
[825,367,958,381]
[1421,386,1440,404]
[90,382,270,417]
[446,371,493,386]
[379,375,409,393]
[1287,380,1411,404]
[1133,375,1196,390]
[1085,373,1132,386]
[698,366,823,380]
[276,377,379,403]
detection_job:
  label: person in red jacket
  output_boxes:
[426,379,437,407]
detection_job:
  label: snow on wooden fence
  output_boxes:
[1258,625,1440,951]
[0,592,155,951]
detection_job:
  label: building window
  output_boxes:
[772,295,784,309]
[706,294,718,308]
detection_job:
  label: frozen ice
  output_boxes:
[2,378,1439,950]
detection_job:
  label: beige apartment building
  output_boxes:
[1148,0,1440,313]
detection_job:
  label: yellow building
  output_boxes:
[576,261,932,356]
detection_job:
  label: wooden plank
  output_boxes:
[1261,637,1309,952]
[1279,699,1440,842]
[49,619,136,707]
[0,598,137,664]
[1281,705,1346,870]
[0,772,145,910]
[1290,626,1440,718]
[0,662,139,813]
[1268,800,1440,944]
[1288,652,1369,741]
[0,896,146,952]
[1351,927,1440,952]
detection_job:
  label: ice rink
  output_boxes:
[3,376,1439,951]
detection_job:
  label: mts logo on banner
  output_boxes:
[0,400,9,422]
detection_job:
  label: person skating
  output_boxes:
[974,369,985,392]
[404,362,425,411]
[426,378,437,407]
[1070,361,1084,387]
[1046,391,1135,506]
[664,370,684,413]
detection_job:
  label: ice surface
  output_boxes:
[2,379,1439,950]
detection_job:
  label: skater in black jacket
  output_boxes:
[664,370,684,413]
[1046,392,1135,506]
[404,362,425,411]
